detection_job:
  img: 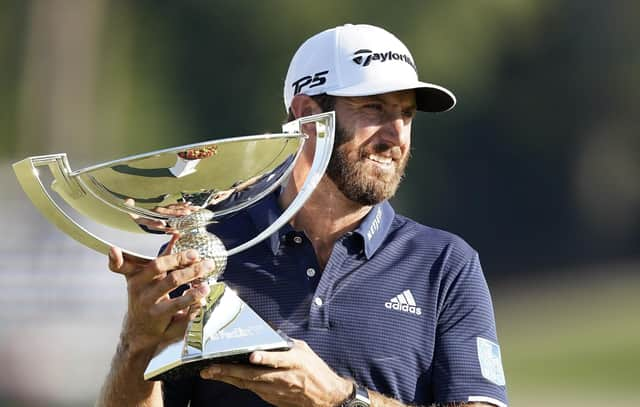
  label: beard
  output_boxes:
[325,124,409,206]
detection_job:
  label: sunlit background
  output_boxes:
[1,1,638,406]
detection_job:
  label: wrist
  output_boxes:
[120,316,164,361]
[335,379,356,406]
[338,381,371,407]
[117,331,159,369]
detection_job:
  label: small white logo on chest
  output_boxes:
[384,289,422,315]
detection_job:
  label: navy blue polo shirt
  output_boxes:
[164,192,508,407]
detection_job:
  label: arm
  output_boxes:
[96,331,163,407]
[369,391,494,406]
[200,340,497,407]
[95,244,214,407]
[431,252,507,407]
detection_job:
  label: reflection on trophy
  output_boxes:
[12,112,335,381]
[169,145,218,178]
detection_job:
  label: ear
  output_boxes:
[290,94,323,119]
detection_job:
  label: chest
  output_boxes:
[219,238,440,400]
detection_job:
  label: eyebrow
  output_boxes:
[349,95,416,109]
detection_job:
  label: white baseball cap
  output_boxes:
[284,24,456,113]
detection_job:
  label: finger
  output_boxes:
[154,206,190,216]
[109,247,151,278]
[189,280,211,306]
[172,300,203,323]
[108,246,124,272]
[152,248,209,276]
[127,247,197,287]
[160,233,182,257]
[122,251,151,267]
[249,347,299,369]
[163,304,201,340]
[123,199,142,222]
[151,288,205,321]
[168,280,210,306]
[109,246,140,275]
[200,364,277,382]
[147,259,214,299]
[168,203,193,210]
[143,220,170,231]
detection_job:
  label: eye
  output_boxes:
[363,103,384,112]
[402,109,416,119]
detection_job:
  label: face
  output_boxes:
[326,90,416,206]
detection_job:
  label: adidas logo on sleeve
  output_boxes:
[385,289,422,315]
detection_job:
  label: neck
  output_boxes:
[279,175,371,269]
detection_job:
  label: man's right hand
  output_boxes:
[98,242,213,407]
[108,241,214,357]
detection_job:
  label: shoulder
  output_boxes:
[388,213,478,265]
[207,211,257,248]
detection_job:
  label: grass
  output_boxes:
[492,264,640,406]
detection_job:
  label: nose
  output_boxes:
[379,110,410,145]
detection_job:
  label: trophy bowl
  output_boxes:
[12,112,335,381]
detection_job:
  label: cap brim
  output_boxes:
[327,81,456,113]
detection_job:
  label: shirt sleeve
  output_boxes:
[431,251,508,407]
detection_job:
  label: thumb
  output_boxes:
[108,246,124,272]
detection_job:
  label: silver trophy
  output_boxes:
[13,112,335,381]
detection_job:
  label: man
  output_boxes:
[98,24,508,407]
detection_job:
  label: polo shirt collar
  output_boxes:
[353,200,395,259]
[246,190,395,258]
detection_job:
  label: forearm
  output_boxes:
[368,390,408,406]
[369,390,493,407]
[98,246,213,406]
[96,332,163,407]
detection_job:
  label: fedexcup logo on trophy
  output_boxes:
[352,49,417,71]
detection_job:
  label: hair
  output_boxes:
[285,93,336,122]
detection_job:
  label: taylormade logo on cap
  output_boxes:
[283,24,456,113]
[291,70,329,95]
[352,49,417,72]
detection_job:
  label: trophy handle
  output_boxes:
[12,154,145,259]
[227,111,335,255]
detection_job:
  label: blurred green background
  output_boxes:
[1,1,638,406]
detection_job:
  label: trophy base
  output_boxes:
[144,285,291,381]
[148,345,291,382]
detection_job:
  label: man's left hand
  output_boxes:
[200,339,353,407]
